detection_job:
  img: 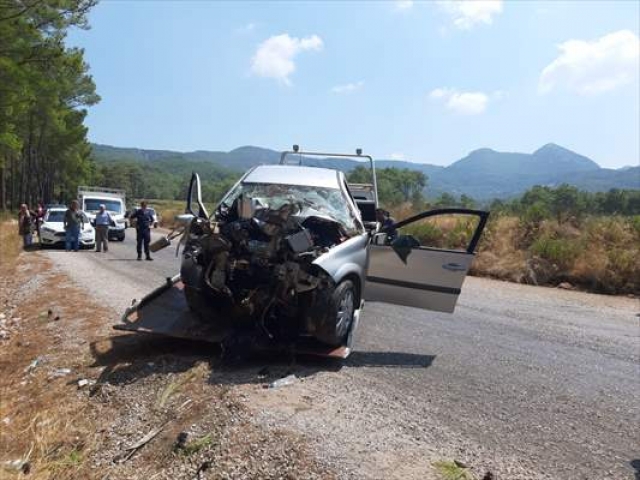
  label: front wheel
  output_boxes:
[315,280,356,347]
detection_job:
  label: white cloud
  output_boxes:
[429,87,491,115]
[539,30,640,95]
[331,81,364,94]
[437,1,503,30]
[395,0,414,11]
[250,33,323,85]
[429,87,450,99]
[389,153,406,160]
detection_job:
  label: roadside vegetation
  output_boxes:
[93,159,240,205]
[144,169,638,296]
[382,183,640,296]
[348,168,639,295]
[0,1,99,210]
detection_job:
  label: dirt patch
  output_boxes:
[0,243,335,479]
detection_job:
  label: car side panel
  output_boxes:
[365,245,474,312]
[312,233,370,291]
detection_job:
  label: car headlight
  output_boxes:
[116,219,125,224]
[42,227,56,234]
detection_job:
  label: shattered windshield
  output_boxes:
[219,182,361,232]
[84,199,122,213]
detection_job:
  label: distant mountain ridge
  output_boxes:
[91,143,639,200]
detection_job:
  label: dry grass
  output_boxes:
[473,214,640,294]
[0,219,22,276]
[141,199,213,230]
[0,229,101,479]
[472,216,528,283]
[387,205,639,295]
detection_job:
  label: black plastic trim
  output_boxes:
[366,276,461,295]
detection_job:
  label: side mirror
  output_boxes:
[372,233,388,246]
[175,213,195,225]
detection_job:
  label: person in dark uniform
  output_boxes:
[375,208,398,243]
[130,201,154,261]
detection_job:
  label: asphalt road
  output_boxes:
[44,230,640,479]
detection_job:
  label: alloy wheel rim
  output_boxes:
[336,289,354,337]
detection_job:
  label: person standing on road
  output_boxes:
[130,201,154,261]
[94,204,111,253]
[64,200,83,252]
[35,202,45,241]
[18,204,35,248]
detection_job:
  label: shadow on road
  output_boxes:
[345,350,436,368]
[89,333,435,390]
[630,459,640,480]
[89,334,221,388]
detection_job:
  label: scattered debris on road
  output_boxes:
[268,373,298,389]
[23,356,45,374]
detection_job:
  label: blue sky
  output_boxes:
[68,1,640,168]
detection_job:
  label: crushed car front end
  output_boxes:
[179,165,369,348]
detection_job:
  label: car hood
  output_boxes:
[43,221,93,232]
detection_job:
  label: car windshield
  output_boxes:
[219,182,360,232]
[84,199,122,213]
[46,211,65,222]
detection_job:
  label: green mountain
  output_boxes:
[91,143,639,200]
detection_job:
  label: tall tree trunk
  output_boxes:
[9,154,15,210]
[0,162,5,210]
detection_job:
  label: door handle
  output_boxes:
[442,262,466,272]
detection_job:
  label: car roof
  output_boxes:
[243,165,342,189]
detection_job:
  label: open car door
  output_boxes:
[364,208,489,313]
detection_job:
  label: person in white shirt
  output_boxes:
[94,204,112,253]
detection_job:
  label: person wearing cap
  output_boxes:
[130,201,154,261]
[94,204,112,253]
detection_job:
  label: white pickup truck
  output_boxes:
[78,186,128,241]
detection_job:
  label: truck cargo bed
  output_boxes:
[114,275,351,359]
[114,276,230,342]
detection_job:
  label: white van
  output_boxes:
[78,186,127,241]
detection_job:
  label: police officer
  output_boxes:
[131,201,154,261]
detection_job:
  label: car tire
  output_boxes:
[315,279,356,347]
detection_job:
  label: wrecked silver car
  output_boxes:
[180,164,370,348]
[115,148,488,358]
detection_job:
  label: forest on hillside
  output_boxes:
[0,0,99,209]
